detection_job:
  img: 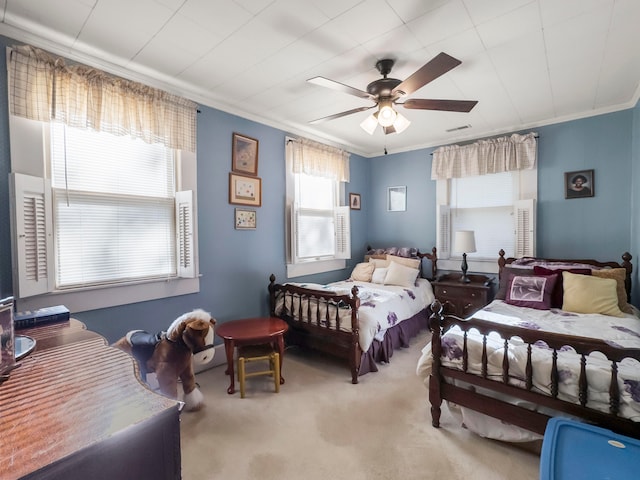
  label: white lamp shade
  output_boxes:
[392,112,411,133]
[377,100,397,127]
[454,230,476,253]
[360,114,378,135]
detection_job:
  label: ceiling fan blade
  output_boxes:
[400,98,478,112]
[307,76,374,100]
[309,105,376,124]
[392,52,462,97]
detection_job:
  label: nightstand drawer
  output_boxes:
[432,274,494,317]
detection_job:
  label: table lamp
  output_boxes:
[454,230,476,283]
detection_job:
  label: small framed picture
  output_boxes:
[387,186,406,211]
[232,133,259,176]
[349,193,361,210]
[229,173,262,207]
[235,208,256,230]
[565,169,594,199]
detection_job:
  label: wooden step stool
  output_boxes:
[237,344,280,398]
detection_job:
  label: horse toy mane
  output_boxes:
[113,309,216,411]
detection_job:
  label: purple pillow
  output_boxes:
[505,273,557,310]
[533,266,592,308]
[495,266,536,300]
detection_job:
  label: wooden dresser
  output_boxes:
[0,319,182,480]
[432,273,495,317]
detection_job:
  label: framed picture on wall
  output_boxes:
[234,208,256,229]
[232,133,259,176]
[387,186,406,211]
[349,193,361,210]
[229,173,262,207]
[565,169,594,199]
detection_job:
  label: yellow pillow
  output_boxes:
[562,272,623,317]
[349,262,375,282]
[592,268,632,313]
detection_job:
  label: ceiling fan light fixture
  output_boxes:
[360,114,378,135]
[377,101,397,127]
[392,112,411,133]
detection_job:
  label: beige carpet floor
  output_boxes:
[180,330,540,480]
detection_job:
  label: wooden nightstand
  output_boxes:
[432,273,495,317]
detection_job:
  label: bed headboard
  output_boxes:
[365,245,438,280]
[497,249,633,301]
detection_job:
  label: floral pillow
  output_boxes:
[505,273,557,310]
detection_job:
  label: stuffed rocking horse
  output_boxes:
[113,309,216,411]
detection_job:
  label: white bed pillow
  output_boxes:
[371,267,388,284]
[369,258,390,268]
[349,262,375,282]
[383,261,419,287]
[387,254,421,270]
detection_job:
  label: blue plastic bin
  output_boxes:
[540,417,640,480]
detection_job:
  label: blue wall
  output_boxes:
[0,35,369,342]
[367,112,635,271]
[0,33,638,344]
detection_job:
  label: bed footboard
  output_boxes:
[268,274,362,383]
[428,300,640,439]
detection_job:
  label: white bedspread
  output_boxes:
[416,300,640,439]
[276,278,434,352]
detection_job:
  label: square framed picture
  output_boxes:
[235,208,256,230]
[229,173,262,207]
[565,169,594,199]
[387,186,406,211]
[349,193,361,210]
[232,133,259,176]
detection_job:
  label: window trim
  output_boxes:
[8,115,200,313]
[284,137,350,278]
[435,168,537,274]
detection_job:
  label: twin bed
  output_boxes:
[417,250,640,441]
[269,247,437,383]
[269,247,640,442]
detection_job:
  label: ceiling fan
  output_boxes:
[307,52,478,135]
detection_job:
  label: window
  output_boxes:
[436,169,536,274]
[9,117,198,312]
[285,138,350,278]
[7,45,199,312]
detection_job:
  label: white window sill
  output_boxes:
[286,259,346,278]
[15,277,200,313]
[438,258,500,276]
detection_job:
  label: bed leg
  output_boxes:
[429,375,442,428]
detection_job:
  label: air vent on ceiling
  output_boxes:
[446,124,472,132]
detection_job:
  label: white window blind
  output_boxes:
[293,173,337,261]
[50,123,177,288]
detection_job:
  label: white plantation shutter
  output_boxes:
[334,206,350,259]
[9,173,53,297]
[436,205,451,259]
[514,199,535,257]
[176,190,195,278]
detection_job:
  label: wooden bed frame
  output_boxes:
[428,250,640,440]
[269,248,437,383]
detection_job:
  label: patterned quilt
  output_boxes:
[275,278,434,352]
[416,300,640,429]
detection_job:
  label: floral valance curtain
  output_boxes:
[431,132,537,180]
[7,45,197,152]
[288,137,350,182]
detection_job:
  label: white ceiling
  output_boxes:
[1,0,640,157]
